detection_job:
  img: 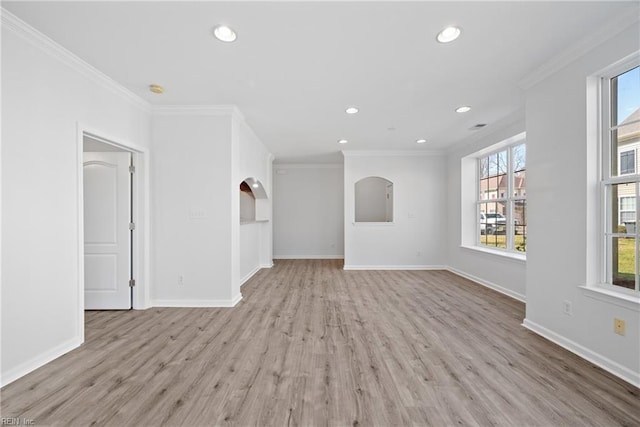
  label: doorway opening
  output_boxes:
[81,132,146,312]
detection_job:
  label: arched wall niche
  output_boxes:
[355,176,393,222]
[240,177,269,223]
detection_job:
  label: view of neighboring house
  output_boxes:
[616,107,640,231]
[478,143,527,234]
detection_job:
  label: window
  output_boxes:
[602,64,640,292]
[620,150,635,174]
[477,136,526,253]
[619,196,636,225]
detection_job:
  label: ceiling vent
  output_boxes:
[469,123,487,130]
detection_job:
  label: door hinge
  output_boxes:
[129,165,135,174]
[129,279,136,287]
[129,222,136,231]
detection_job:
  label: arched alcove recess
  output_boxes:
[355,176,393,222]
[240,177,269,223]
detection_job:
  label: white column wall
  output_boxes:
[151,113,235,305]
[235,116,273,287]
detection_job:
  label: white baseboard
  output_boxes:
[0,336,82,387]
[260,262,274,268]
[343,264,446,271]
[446,266,526,302]
[152,295,242,308]
[230,293,243,307]
[523,319,640,388]
[240,266,261,286]
[274,255,344,260]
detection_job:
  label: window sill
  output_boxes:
[579,285,640,311]
[460,245,526,263]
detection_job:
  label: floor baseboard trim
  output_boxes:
[230,293,243,307]
[240,266,261,286]
[152,297,242,308]
[446,266,526,303]
[523,318,640,388]
[0,336,82,387]
[343,264,446,271]
[274,255,344,260]
[259,262,274,269]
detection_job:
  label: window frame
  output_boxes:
[475,135,526,255]
[600,59,640,295]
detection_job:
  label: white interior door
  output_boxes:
[83,152,131,309]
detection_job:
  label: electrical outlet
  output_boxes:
[178,275,184,286]
[563,300,572,316]
[614,318,626,336]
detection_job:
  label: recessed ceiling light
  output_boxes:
[149,84,164,94]
[213,25,237,42]
[456,105,471,113]
[338,139,348,144]
[416,139,427,144]
[252,183,259,188]
[346,107,359,114]
[437,26,461,43]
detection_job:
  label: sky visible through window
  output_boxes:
[617,66,640,125]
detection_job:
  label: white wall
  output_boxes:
[343,153,447,269]
[446,119,527,301]
[524,22,640,386]
[273,165,344,259]
[234,115,273,289]
[1,15,151,385]
[151,112,235,305]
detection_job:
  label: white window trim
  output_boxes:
[595,55,640,298]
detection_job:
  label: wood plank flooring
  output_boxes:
[2,259,639,426]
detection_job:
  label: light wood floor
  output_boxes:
[2,259,639,426]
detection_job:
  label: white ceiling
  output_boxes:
[4,1,637,163]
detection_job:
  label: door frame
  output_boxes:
[76,122,151,341]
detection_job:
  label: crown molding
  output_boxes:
[152,104,241,117]
[274,163,343,169]
[341,150,445,157]
[519,7,640,90]
[1,8,151,113]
